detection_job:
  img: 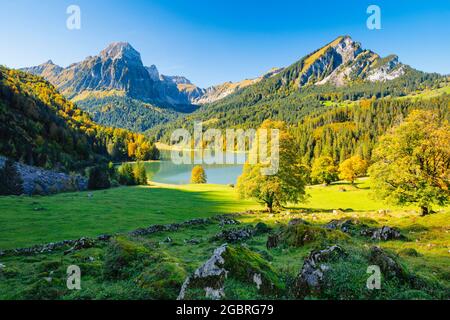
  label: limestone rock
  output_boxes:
[360,226,403,241]
[294,245,346,298]
[368,246,407,280]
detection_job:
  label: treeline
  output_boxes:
[0,67,159,172]
[291,95,450,165]
[87,162,148,190]
[76,96,179,132]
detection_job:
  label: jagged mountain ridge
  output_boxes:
[279,35,407,89]
[22,42,192,107]
[21,36,419,134]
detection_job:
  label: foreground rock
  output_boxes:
[325,218,368,234]
[294,245,346,298]
[178,244,283,300]
[266,224,349,249]
[368,246,407,280]
[360,226,403,241]
[212,227,255,243]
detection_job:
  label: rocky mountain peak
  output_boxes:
[146,65,160,81]
[43,59,56,65]
[100,42,141,63]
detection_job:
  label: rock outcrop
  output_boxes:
[368,246,407,280]
[0,156,87,196]
[294,245,346,298]
[360,226,403,241]
[212,227,255,243]
[178,245,282,300]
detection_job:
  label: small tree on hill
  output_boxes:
[191,165,207,184]
[311,156,338,185]
[339,155,368,184]
[369,110,450,216]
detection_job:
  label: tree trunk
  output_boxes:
[420,206,429,216]
[267,201,273,213]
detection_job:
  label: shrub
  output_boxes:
[88,166,111,190]
[0,159,23,195]
[133,162,148,185]
[117,163,136,186]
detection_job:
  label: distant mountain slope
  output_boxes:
[148,36,444,142]
[194,67,285,104]
[0,66,157,171]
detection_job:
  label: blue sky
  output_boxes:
[0,0,449,88]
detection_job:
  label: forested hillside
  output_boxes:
[0,66,158,172]
[148,67,446,146]
[75,96,181,132]
[293,94,450,164]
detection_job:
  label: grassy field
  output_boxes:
[0,179,449,300]
[0,184,260,249]
[0,179,446,249]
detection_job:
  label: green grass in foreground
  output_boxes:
[0,179,447,249]
[0,184,260,249]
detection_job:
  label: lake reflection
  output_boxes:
[140,150,246,185]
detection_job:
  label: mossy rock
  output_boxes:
[398,248,422,257]
[254,222,271,235]
[136,260,187,299]
[221,245,284,296]
[271,224,349,248]
[103,237,154,280]
[180,245,284,299]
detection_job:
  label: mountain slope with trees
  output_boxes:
[0,66,158,172]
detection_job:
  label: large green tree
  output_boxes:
[237,120,309,212]
[369,110,450,215]
[311,156,338,185]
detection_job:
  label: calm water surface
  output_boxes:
[136,150,246,185]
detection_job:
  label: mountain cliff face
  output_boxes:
[283,36,406,88]
[22,42,193,107]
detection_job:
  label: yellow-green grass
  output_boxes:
[295,179,419,212]
[0,184,260,249]
[1,179,448,251]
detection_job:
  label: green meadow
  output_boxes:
[0,179,446,249]
[0,184,260,249]
[0,179,448,300]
